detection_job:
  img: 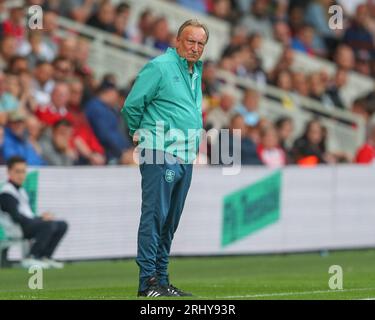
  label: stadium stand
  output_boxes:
[0,0,373,166]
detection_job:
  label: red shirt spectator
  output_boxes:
[257,126,286,168]
[68,79,106,165]
[1,6,25,43]
[355,124,375,164]
[35,82,74,126]
[355,143,375,164]
[69,103,104,156]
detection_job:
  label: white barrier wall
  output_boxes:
[2,165,375,260]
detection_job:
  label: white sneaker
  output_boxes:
[21,258,50,269]
[42,258,64,269]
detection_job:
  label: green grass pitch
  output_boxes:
[0,249,374,300]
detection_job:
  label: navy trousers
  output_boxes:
[23,218,68,259]
[137,150,193,292]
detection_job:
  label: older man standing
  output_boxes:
[122,19,209,297]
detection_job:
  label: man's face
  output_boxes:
[8,162,27,186]
[176,26,207,65]
[51,84,70,108]
[53,125,73,151]
[9,120,26,137]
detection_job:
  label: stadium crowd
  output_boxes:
[0,0,374,167]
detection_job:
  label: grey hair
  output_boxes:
[177,19,209,43]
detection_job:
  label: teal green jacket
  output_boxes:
[121,47,203,163]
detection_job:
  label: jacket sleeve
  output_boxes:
[121,61,162,137]
[0,193,33,226]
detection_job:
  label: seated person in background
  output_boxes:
[0,156,68,268]
[355,122,375,164]
[0,71,19,124]
[40,119,76,166]
[85,80,133,164]
[35,81,74,126]
[3,109,45,166]
[205,90,236,131]
[213,114,262,166]
[234,88,261,127]
[291,119,336,165]
[274,116,294,164]
[257,125,286,168]
[67,78,106,166]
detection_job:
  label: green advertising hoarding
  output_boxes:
[222,170,282,247]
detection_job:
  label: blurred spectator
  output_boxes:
[31,60,55,105]
[7,55,29,74]
[248,32,263,53]
[210,0,236,23]
[0,36,17,70]
[177,0,208,13]
[4,73,22,106]
[35,82,73,126]
[274,116,294,163]
[267,47,295,83]
[0,124,4,164]
[221,25,248,57]
[113,2,131,39]
[355,49,372,76]
[150,17,171,51]
[0,71,19,114]
[58,36,79,62]
[202,60,222,98]
[85,80,133,164]
[273,21,292,47]
[74,37,92,76]
[355,121,375,164]
[271,70,296,110]
[19,71,38,112]
[87,0,115,32]
[26,115,43,156]
[234,88,261,126]
[213,113,262,165]
[333,44,356,71]
[3,109,45,165]
[52,56,75,81]
[292,71,309,97]
[127,9,155,45]
[351,97,372,124]
[41,10,60,59]
[275,69,293,92]
[304,0,340,55]
[291,119,334,165]
[67,78,106,165]
[288,5,305,37]
[17,31,56,68]
[238,48,267,86]
[343,4,374,56]
[309,72,327,102]
[0,2,25,44]
[205,90,236,130]
[325,68,348,110]
[60,0,97,24]
[291,24,316,56]
[257,125,286,167]
[234,0,254,15]
[239,0,273,38]
[40,118,76,166]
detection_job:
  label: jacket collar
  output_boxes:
[167,47,203,73]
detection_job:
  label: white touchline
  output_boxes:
[200,287,375,299]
